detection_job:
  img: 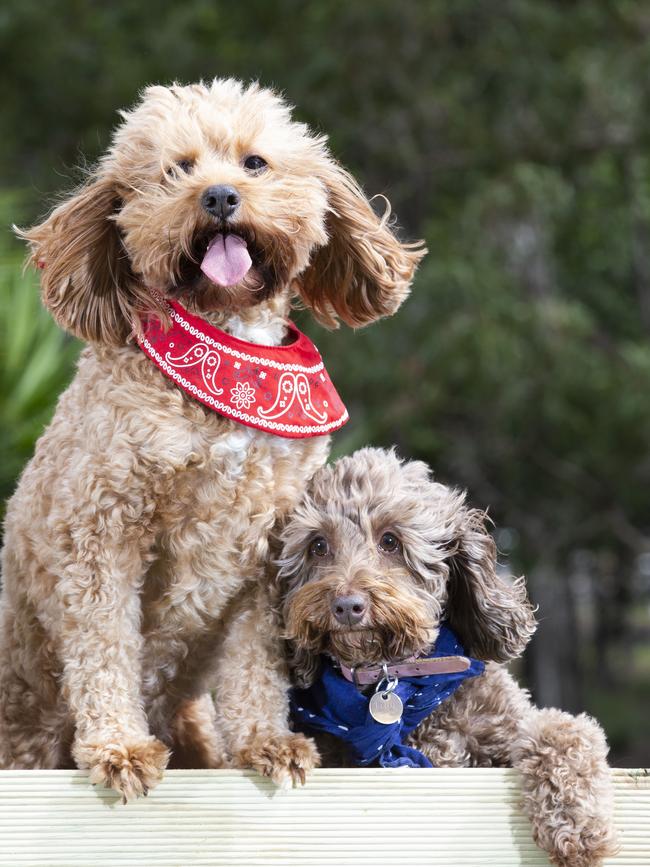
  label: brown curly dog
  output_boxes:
[0,80,424,799]
[275,448,617,867]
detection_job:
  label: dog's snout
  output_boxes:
[201,184,241,219]
[331,593,368,626]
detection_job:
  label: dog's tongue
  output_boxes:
[200,233,252,287]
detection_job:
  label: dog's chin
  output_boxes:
[169,268,273,316]
[326,626,434,668]
[165,224,289,314]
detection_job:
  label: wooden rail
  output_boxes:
[0,768,647,866]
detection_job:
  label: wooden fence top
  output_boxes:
[0,767,647,866]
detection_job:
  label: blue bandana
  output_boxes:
[290,623,484,768]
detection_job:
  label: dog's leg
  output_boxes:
[411,666,617,866]
[0,586,73,769]
[512,706,618,867]
[0,673,72,770]
[0,649,72,769]
[214,585,320,788]
[54,537,169,800]
[168,694,229,769]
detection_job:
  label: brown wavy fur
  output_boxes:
[1,80,424,799]
[17,80,425,344]
[16,176,157,345]
[276,448,617,867]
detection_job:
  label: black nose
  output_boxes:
[331,594,368,626]
[201,185,241,219]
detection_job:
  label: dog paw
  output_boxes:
[237,732,320,788]
[543,819,619,867]
[74,737,170,801]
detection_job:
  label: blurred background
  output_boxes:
[1,0,649,765]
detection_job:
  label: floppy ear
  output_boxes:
[446,510,537,662]
[299,161,426,328]
[269,523,322,689]
[285,644,321,690]
[16,174,157,345]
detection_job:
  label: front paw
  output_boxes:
[237,732,320,788]
[543,817,618,867]
[74,737,170,801]
[516,710,618,867]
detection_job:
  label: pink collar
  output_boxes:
[137,295,349,439]
[338,655,471,686]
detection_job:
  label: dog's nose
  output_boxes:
[331,594,368,626]
[201,185,241,220]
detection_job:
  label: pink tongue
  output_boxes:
[200,234,252,287]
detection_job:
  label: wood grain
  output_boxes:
[0,768,647,866]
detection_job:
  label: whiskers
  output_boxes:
[284,572,440,672]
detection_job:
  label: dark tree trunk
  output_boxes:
[525,561,582,713]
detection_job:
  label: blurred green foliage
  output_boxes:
[0,198,80,509]
[1,0,649,764]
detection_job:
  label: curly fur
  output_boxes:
[17,79,425,342]
[276,448,617,867]
[0,79,423,799]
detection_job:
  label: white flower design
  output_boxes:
[230,381,256,410]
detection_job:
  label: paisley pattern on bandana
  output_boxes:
[137,295,349,438]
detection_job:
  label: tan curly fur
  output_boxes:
[0,79,424,799]
[276,448,618,867]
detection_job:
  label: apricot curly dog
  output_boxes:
[0,80,423,799]
[276,448,617,867]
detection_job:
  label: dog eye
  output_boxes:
[379,532,400,553]
[243,154,268,173]
[309,537,329,557]
[167,159,194,177]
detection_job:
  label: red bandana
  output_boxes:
[137,296,349,439]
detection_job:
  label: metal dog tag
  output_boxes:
[369,690,404,725]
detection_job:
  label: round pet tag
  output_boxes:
[369,690,404,725]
